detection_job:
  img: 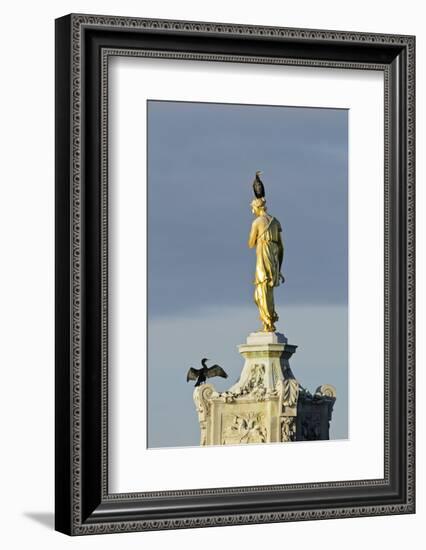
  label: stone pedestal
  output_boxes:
[193,332,300,445]
[296,385,337,441]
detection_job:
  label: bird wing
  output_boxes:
[206,365,228,379]
[187,367,201,382]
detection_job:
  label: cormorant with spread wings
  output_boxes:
[187,358,228,387]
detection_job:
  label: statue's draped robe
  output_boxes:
[249,215,283,331]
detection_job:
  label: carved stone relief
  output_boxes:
[281,416,296,442]
[222,412,267,445]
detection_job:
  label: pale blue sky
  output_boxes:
[147,100,348,447]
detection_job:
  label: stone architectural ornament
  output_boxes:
[193,331,335,445]
[222,412,268,444]
[281,416,297,442]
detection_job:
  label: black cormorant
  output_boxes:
[253,170,265,199]
[187,358,228,387]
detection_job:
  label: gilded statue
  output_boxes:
[249,172,284,332]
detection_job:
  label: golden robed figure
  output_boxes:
[249,195,284,332]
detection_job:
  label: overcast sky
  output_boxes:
[147,100,348,447]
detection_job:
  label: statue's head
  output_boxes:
[251,197,267,216]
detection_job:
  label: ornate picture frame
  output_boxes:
[55,14,415,535]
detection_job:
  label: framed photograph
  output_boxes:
[55,14,415,535]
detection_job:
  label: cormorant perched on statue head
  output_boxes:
[253,170,265,199]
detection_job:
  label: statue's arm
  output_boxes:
[278,231,284,274]
[248,221,258,248]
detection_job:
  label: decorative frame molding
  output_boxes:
[55,13,415,535]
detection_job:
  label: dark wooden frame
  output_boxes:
[55,13,415,535]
